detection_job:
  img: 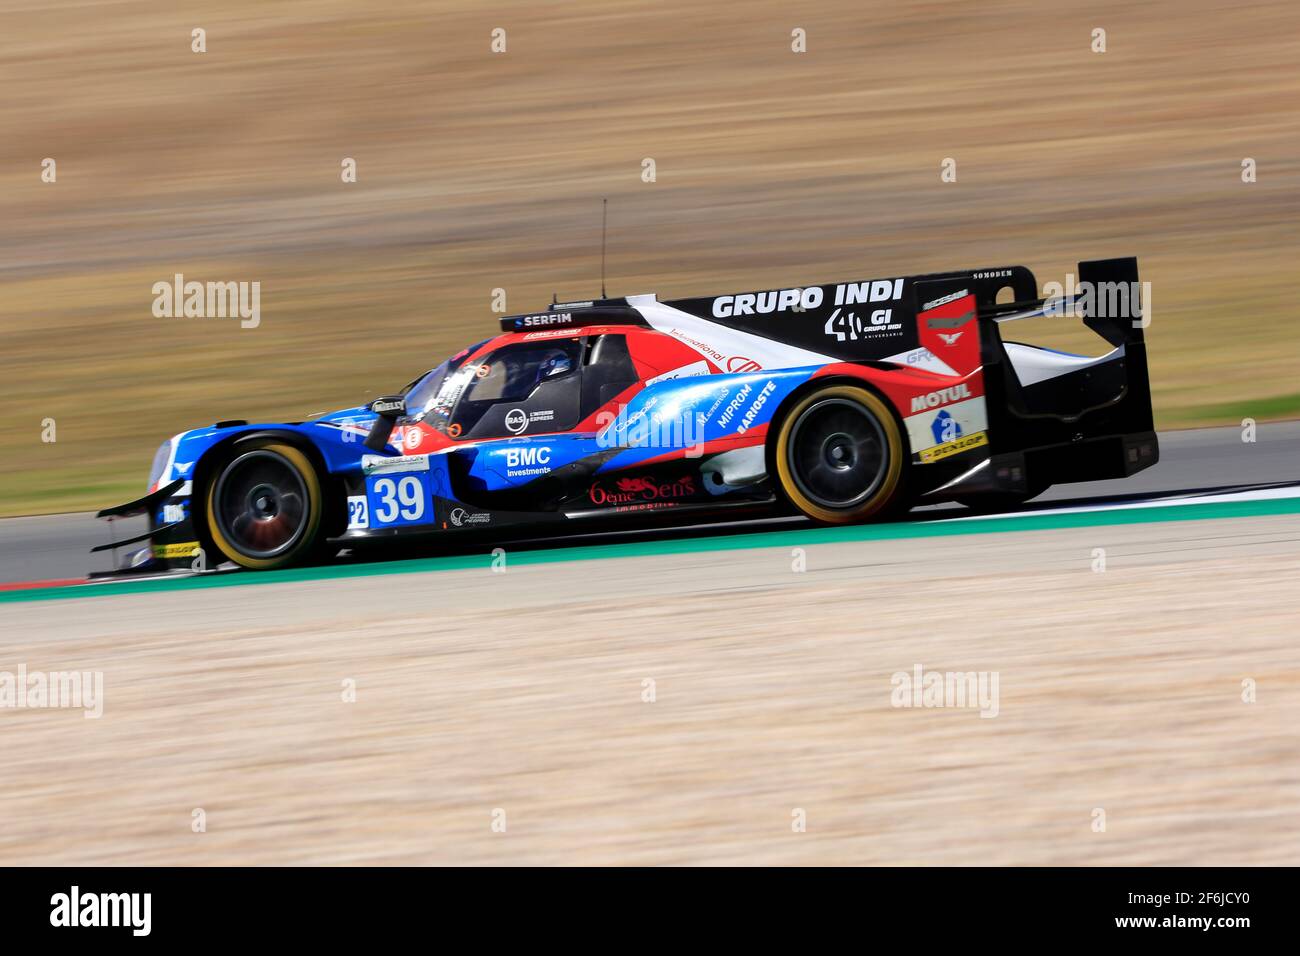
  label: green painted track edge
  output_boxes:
[4,495,1298,605]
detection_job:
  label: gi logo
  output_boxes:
[505,408,528,434]
[932,409,962,444]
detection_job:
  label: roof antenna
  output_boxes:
[600,198,608,299]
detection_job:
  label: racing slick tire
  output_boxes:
[204,439,325,570]
[772,384,907,524]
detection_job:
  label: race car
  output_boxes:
[96,256,1158,571]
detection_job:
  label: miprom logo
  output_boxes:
[50,886,151,936]
[151,273,261,328]
[0,665,103,718]
[890,664,1000,718]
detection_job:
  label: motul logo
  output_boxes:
[910,383,971,414]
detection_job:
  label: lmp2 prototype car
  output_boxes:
[97,256,1157,571]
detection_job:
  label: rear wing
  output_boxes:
[959,257,1148,347]
[916,254,1153,427]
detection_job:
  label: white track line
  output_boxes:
[940,484,1300,523]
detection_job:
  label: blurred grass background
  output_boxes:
[1,0,1297,516]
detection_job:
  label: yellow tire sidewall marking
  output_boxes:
[206,442,322,570]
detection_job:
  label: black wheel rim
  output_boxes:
[787,398,889,509]
[214,450,310,558]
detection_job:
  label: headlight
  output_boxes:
[147,438,174,492]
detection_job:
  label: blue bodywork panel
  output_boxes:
[155,366,821,537]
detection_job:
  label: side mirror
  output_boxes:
[364,395,407,452]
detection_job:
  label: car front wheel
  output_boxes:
[204,440,324,570]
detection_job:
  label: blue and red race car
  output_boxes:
[97,256,1158,571]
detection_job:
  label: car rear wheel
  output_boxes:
[773,384,907,524]
[205,440,324,570]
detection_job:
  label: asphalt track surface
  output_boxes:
[0,422,1296,587]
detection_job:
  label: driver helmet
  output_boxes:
[536,349,573,382]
